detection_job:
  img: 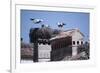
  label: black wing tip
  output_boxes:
[63,23,66,25]
[30,18,34,20]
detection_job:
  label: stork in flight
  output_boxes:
[30,18,43,24]
[57,22,66,28]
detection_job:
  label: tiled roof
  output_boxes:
[50,28,84,41]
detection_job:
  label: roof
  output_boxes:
[50,28,84,41]
[61,28,84,37]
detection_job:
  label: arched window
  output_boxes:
[73,41,75,45]
[77,41,79,45]
[81,41,83,44]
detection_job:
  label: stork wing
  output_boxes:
[62,23,66,25]
[30,18,43,24]
[30,18,35,21]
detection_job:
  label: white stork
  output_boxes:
[30,18,43,24]
[57,22,66,31]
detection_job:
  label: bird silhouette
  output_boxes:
[30,18,43,24]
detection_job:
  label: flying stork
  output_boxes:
[57,22,66,27]
[30,18,43,24]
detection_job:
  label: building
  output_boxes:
[58,28,85,56]
[37,28,84,61]
[29,28,85,62]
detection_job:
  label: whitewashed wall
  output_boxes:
[38,44,51,62]
[72,30,84,56]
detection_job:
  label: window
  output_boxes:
[73,41,75,45]
[77,41,79,45]
[81,41,83,44]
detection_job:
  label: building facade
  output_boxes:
[29,28,84,62]
[38,28,84,61]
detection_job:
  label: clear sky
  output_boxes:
[21,10,89,43]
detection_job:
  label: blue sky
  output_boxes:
[21,10,89,43]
